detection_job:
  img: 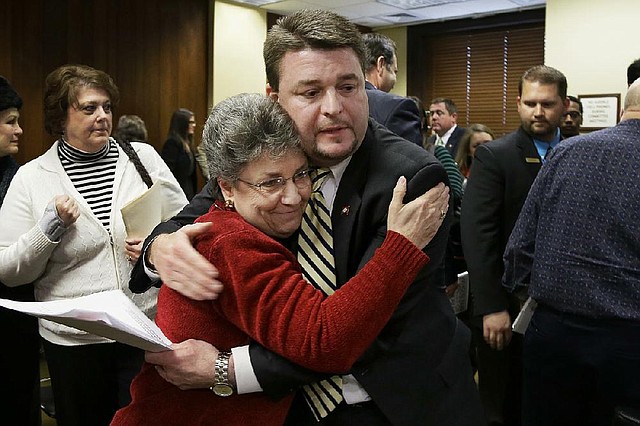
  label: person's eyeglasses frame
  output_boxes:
[236,168,312,195]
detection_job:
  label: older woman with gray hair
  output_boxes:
[113,93,449,425]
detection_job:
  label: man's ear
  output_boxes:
[376,56,386,75]
[266,83,278,101]
[217,178,234,200]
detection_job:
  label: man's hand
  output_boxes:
[146,339,227,390]
[483,310,512,350]
[125,238,143,263]
[148,222,223,300]
[445,282,459,297]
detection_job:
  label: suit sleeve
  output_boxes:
[384,98,424,147]
[128,181,216,293]
[353,162,450,361]
[460,143,509,315]
[160,138,182,177]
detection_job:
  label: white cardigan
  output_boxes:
[0,140,188,346]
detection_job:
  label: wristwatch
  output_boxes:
[210,351,234,397]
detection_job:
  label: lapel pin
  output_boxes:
[525,157,541,164]
[341,205,350,216]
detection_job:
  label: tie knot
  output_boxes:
[310,167,332,192]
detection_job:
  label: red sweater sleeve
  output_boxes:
[197,212,429,373]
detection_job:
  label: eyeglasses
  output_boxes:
[188,120,196,125]
[237,168,312,194]
[563,111,581,119]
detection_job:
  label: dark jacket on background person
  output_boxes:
[161,137,197,201]
[365,81,423,146]
[428,125,467,157]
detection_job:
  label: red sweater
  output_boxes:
[112,206,428,426]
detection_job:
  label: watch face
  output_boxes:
[212,383,234,397]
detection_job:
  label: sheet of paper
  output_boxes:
[449,271,470,315]
[512,297,537,334]
[0,290,172,352]
[120,179,184,240]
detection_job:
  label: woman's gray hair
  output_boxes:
[202,93,303,182]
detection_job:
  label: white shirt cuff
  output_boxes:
[231,345,263,394]
[342,374,371,404]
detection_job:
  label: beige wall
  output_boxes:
[212,1,640,112]
[546,0,639,105]
[210,2,413,103]
[378,27,408,96]
[213,1,267,105]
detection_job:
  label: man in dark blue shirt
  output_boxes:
[503,79,640,426]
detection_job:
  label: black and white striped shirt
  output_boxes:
[58,138,119,231]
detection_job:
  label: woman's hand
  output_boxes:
[125,238,143,263]
[387,177,450,249]
[53,195,80,227]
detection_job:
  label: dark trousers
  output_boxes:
[42,340,144,426]
[0,306,41,426]
[284,393,393,426]
[523,305,640,426]
[471,319,523,426]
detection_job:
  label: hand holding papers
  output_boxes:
[512,297,537,334]
[0,290,172,352]
[120,180,186,240]
[449,271,470,315]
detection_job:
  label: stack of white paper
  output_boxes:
[0,290,172,352]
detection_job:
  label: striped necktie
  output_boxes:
[298,167,344,419]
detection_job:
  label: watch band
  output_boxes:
[210,350,234,397]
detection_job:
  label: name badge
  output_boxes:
[525,157,541,164]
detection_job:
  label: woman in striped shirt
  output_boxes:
[0,64,187,426]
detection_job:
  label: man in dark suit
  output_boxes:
[362,33,423,146]
[427,98,466,156]
[460,65,568,426]
[131,9,483,426]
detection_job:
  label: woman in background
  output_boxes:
[455,123,494,181]
[0,65,187,426]
[0,75,41,426]
[114,114,148,144]
[162,108,197,200]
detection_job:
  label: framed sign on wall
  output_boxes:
[578,94,621,131]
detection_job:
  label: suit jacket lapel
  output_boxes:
[515,127,542,181]
[331,129,371,286]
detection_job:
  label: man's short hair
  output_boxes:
[263,9,366,93]
[518,65,567,99]
[567,95,583,114]
[430,97,458,115]
[627,58,640,86]
[362,33,397,72]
